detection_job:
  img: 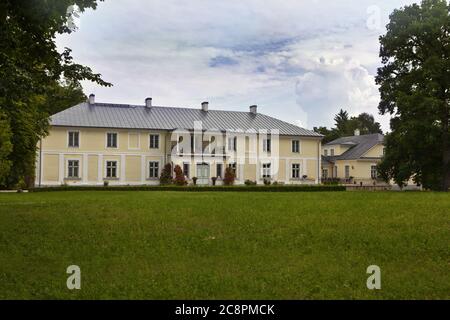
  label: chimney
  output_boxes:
[249,105,257,114]
[201,101,209,112]
[145,97,152,108]
[354,129,360,136]
[88,94,95,105]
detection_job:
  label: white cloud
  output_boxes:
[57,0,419,131]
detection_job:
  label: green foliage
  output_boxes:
[0,112,13,186]
[375,0,450,191]
[159,163,173,185]
[0,0,111,187]
[223,167,236,186]
[173,165,187,186]
[314,109,382,144]
[244,179,257,186]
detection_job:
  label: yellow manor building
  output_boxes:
[321,131,385,184]
[36,95,323,186]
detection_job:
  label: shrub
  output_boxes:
[263,179,271,186]
[244,179,257,186]
[223,167,235,186]
[30,185,347,193]
[211,177,217,186]
[192,177,198,185]
[160,163,173,185]
[103,181,109,187]
[173,165,187,186]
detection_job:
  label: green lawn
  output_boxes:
[0,191,448,300]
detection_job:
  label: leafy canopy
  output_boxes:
[376,0,450,191]
[0,0,111,188]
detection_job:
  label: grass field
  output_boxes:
[0,191,448,300]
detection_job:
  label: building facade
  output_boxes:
[36,95,323,186]
[321,132,385,184]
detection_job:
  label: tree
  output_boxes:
[375,0,450,191]
[315,110,382,143]
[223,167,235,186]
[0,1,112,187]
[159,163,173,185]
[173,165,187,186]
[334,109,349,133]
[0,112,13,186]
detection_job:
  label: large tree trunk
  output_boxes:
[442,101,450,192]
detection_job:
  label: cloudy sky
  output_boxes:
[56,0,418,131]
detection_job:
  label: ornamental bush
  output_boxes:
[223,167,235,186]
[173,165,187,186]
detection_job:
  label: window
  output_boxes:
[292,140,300,153]
[262,163,271,178]
[371,165,378,179]
[345,165,350,179]
[324,149,328,156]
[107,133,118,148]
[67,160,79,178]
[330,149,335,156]
[149,161,159,178]
[292,163,300,179]
[228,137,237,152]
[322,168,329,179]
[68,131,79,148]
[216,163,223,178]
[150,134,159,149]
[183,163,190,178]
[263,139,271,152]
[106,161,118,178]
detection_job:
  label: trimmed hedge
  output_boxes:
[29,185,345,193]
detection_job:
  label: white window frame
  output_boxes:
[148,161,160,179]
[322,168,329,179]
[227,136,237,152]
[67,159,80,178]
[106,132,119,149]
[67,130,80,148]
[371,165,378,179]
[291,140,300,153]
[263,138,271,153]
[262,163,272,179]
[105,160,119,179]
[291,163,301,179]
[149,133,160,149]
[183,162,190,179]
[345,165,350,179]
[216,162,224,178]
[128,131,140,150]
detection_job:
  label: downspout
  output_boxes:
[39,139,42,187]
[318,139,321,185]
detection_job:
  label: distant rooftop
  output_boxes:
[324,133,384,160]
[50,100,322,137]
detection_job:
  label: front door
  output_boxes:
[196,163,210,185]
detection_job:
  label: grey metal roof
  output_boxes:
[50,102,323,137]
[324,133,384,161]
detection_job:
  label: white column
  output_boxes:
[141,155,146,184]
[82,154,88,184]
[285,159,290,183]
[120,154,126,183]
[98,154,103,183]
[39,152,44,186]
[58,154,64,184]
